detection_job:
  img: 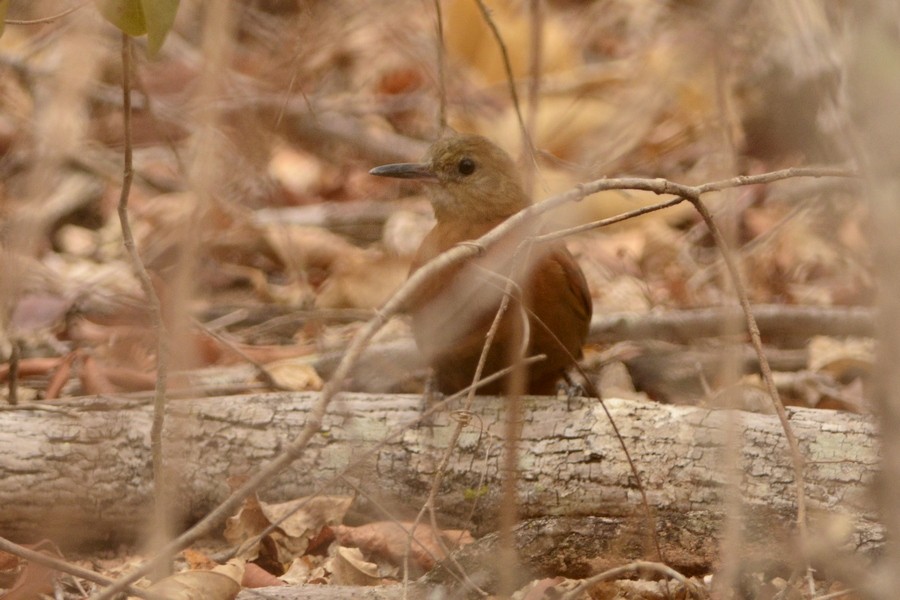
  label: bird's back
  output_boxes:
[409,216,591,395]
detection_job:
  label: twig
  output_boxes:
[523,0,543,196]
[520,299,668,568]
[588,304,874,345]
[473,0,534,162]
[403,286,509,600]
[0,536,166,600]
[117,33,173,572]
[812,588,856,600]
[433,0,447,131]
[560,560,705,600]
[539,165,835,580]
[4,2,85,25]
[399,102,535,600]
[402,281,527,599]
[496,246,534,597]
[6,340,18,405]
[192,320,285,391]
[534,166,856,243]
[687,194,810,584]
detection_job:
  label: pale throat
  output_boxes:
[428,182,529,224]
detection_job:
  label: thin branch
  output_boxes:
[520,298,667,567]
[117,33,172,571]
[687,193,811,571]
[560,560,705,600]
[534,196,686,242]
[403,268,537,598]
[523,0,542,196]
[695,166,854,194]
[588,304,874,345]
[4,2,85,25]
[812,589,857,600]
[192,319,285,391]
[433,0,447,131]
[6,341,18,405]
[496,247,532,597]
[473,0,534,162]
[0,536,166,600]
[535,166,856,242]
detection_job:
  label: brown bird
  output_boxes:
[370,133,592,395]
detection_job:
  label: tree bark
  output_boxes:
[0,393,879,555]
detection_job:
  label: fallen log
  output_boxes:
[0,392,879,560]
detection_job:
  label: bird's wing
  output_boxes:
[534,244,593,359]
[555,244,593,325]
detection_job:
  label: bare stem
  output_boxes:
[523,0,543,195]
[688,194,810,574]
[433,0,447,131]
[561,560,704,600]
[4,2,85,25]
[116,33,172,575]
[0,536,167,600]
[473,0,534,161]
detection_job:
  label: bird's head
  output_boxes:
[370,133,529,223]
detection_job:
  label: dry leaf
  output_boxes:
[224,494,271,560]
[139,569,241,600]
[0,560,55,600]
[241,562,285,589]
[182,549,217,571]
[315,250,409,309]
[279,555,327,586]
[260,496,352,546]
[8,292,71,332]
[212,560,245,585]
[102,365,157,391]
[230,342,317,365]
[595,276,651,314]
[334,521,474,572]
[264,358,323,391]
[517,577,582,600]
[0,356,65,382]
[268,144,335,202]
[0,541,63,600]
[808,336,874,381]
[331,546,380,586]
[263,224,356,276]
[225,495,352,567]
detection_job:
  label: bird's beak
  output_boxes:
[369,162,438,182]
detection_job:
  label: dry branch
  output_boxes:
[235,585,406,600]
[589,305,875,346]
[0,393,879,554]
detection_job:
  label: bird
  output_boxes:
[370,133,592,395]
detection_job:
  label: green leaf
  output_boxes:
[95,0,146,37]
[141,0,179,56]
[95,0,180,55]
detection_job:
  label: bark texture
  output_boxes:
[0,393,879,554]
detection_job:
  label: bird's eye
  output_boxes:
[457,158,476,176]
